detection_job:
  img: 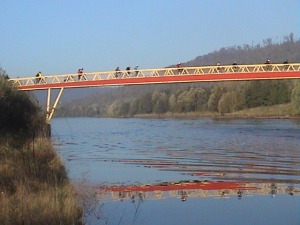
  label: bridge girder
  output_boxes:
[8,63,300,122]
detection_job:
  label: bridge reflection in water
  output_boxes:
[96,180,299,202]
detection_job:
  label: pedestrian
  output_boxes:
[126,66,131,77]
[35,71,42,83]
[283,60,289,70]
[134,65,139,77]
[232,61,238,72]
[77,68,83,80]
[216,62,221,72]
[115,67,121,78]
[264,60,271,71]
[176,62,183,74]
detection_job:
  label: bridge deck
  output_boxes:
[9,63,300,91]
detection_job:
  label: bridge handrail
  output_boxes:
[8,63,300,87]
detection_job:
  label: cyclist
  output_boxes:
[176,62,183,74]
[115,67,121,78]
[134,65,139,77]
[77,68,83,80]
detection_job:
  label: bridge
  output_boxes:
[9,63,300,122]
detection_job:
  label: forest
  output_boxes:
[55,33,300,118]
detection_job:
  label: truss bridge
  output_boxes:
[8,63,300,122]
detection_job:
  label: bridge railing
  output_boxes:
[9,63,300,87]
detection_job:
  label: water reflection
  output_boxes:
[96,180,299,202]
[52,118,300,225]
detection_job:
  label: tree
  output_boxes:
[119,102,130,116]
[0,75,47,147]
[244,80,292,108]
[291,80,300,114]
[218,92,239,115]
[193,87,208,111]
[168,94,178,113]
[138,93,153,114]
[107,99,123,117]
[208,86,224,112]
[153,92,169,114]
[129,99,139,116]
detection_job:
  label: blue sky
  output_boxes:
[0,0,298,78]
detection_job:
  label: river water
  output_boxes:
[51,118,300,225]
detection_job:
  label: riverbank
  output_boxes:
[133,103,299,119]
[0,137,83,225]
[0,77,85,224]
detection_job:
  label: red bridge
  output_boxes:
[9,63,300,122]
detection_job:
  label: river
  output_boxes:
[51,118,300,225]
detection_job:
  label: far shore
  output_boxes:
[131,103,300,120]
[133,113,300,119]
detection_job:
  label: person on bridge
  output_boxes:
[35,71,43,83]
[176,62,183,74]
[126,66,131,77]
[283,60,289,70]
[216,62,221,72]
[264,59,271,64]
[232,61,238,72]
[115,67,121,78]
[77,68,83,80]
[264,59,271,71]
[134,65,139,77]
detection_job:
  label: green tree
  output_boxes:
[208,86,224,112]
[138,93,153,114]
[168,94,179,113]
[0,75,47,147]
[129,98,139,116]
[119,101,130,116]
[193,87,209,111]
[177,91,190,112]
[153,92,169,114]
[291,80,300,114]
[218,92,239,114]
[244,80,292,108]
[107,99,123,117]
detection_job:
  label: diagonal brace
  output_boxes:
[46,88,64,123]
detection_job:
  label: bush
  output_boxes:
[0,76,47,148]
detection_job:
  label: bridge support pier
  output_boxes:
[45,87,64,124]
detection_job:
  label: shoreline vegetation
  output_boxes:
[0,75,86,224]
[0,138,83,225]
[132,103,300,119]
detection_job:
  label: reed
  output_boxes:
[0,184,82,225]
[0,138,84,225]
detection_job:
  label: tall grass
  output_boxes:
[0,138,83,225]
[0,184,82,225]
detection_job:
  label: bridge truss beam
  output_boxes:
[9,63,300,91]
[8,63,300,122]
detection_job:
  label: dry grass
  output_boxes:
[0,138,84,225]
[228,103,298,118]
[0,184,82,225]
